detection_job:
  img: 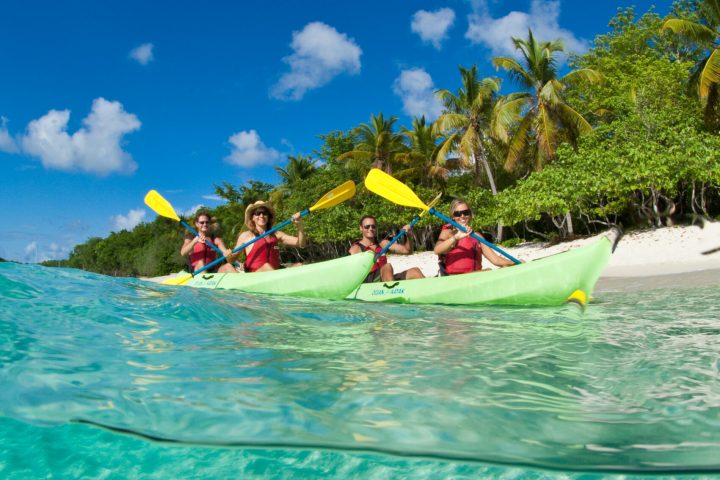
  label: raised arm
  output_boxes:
[180,233,205,257]
[386,224,414,255]
[276,212,306,247]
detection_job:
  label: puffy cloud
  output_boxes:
[393,68,443,121]
[23,241,70,263]
[225,130,281,168]
[129,43,154,65]
[411,8,456,49]
[182,205,204,217]
[466,0,587,58]
[21,98,141,176]
[0,116,18,153]
[271,22,362,101]
[111,208,146,232]
[24,241,38,257]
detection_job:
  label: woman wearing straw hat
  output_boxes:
[227,201,306,272]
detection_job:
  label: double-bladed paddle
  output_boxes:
[161,180,357,285]
[364,169,520,265]
[143,189,242,268]
[376,193,442,258]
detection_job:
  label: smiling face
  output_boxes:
[451,202,472,227]
[359,216,377,241]
[252,208,271,231]
[195,214,211,234]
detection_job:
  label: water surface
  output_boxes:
[1,262,719,478]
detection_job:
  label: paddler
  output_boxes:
[226,201,306,272]
[349,215,425,283]
[180,211,236,273]
[434,199,519,275]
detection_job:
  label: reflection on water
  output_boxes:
[1,262,720,476]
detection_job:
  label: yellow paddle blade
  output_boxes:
[364,169,429,211]
[144,190,181,221]
[309,180,356,212]
[161,274,192,286]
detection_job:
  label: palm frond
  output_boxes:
[504,113,534,171]
[562,68,605,85]
[662,18,717,45]
[700,48,720,98]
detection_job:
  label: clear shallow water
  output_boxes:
[1,262,720,478]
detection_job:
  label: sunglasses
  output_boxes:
[452,209,472,217]
[197,220,210,225]
[253,210,270,217]
[362,224,377,230]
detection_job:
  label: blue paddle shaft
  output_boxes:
[429,208,521,265]
[376,215,422,259]
[180,221,242,268]
[190,208,310,277]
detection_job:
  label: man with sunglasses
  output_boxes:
[349,215,424,283]
[434,199,516,275]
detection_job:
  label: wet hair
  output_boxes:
[359,215,376,226]
[194,211,212,223]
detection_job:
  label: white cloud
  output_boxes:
[466,0,587,59]
[225,130,281,168]
[0,116,18,153]
[111,208,146,232]
[182,205,204,217]
[24,241,38,256]
[411,8,456,49]
[21,98,141,176]
[23,241,70,263]
[393,68,444,121]
[271,21,362,101]
[129,43,154,65]
[202,194,224,202]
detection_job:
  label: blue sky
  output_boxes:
[1,0,675,262]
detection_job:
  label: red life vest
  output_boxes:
[351,240,387,273]
[244,234,280,272]
[439,224,482,275]
[189,236,219,270]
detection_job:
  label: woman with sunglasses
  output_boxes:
[434,199,516,275]
[349,215,424,283]
[180,211,236,273]
[227,200,306,272]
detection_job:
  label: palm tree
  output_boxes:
[434,66,513,192]
[394,116,452,188]
[662,0,720,131]
[274,154,317,187]
[338,113,408,174]
[492,29,603,171]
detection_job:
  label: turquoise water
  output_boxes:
[1,262,720,479]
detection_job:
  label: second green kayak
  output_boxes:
[346,237,611,306]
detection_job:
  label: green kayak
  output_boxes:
[183,251,374,299]
[346,238,611,306]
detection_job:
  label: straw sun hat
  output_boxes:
[244,201,275,229]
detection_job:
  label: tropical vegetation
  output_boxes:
[48,2,720,277]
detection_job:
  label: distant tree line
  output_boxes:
[48,2,720,276]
